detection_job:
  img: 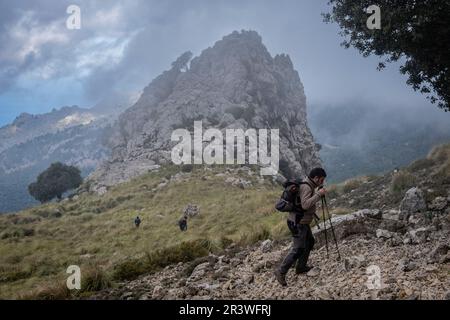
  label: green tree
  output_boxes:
[323,0,450,111]
[28,162,83,203]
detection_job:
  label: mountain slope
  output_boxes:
[0,165,282,298]
[0,143,449,299]
[91,144,450,300]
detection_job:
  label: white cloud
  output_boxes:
[9,11,69,62]
[74,35,132,77]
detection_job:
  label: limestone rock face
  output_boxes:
[89,31,321,191]
[400,187,427,219]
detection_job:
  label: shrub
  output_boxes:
[19,282,70,300]
[181,164,194,173]
[341,178,362,193]
[428,144,450,163]
[146,239,212,268]
[390,171,417,195]
[111,258,147,281]
[0,227,34,239]
[112,239,212,281]
[270,221,291,240]
[80,267,111,293]
[218,236,233,249]
[408,158,436,172]
[431,162,450,195]
[0,268,33,283]
[326,184,340,199]
[238,225,271,246]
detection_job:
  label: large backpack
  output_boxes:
[275,179,309,218]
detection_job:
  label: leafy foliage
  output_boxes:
[324,0,450,111]
[28,163,83,203]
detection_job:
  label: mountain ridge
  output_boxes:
[88,30,321,193]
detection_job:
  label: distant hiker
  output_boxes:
[134,216,141,228]
[274,168,327,287]
[178,215,188,232]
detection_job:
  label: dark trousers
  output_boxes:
[279,221,315,274]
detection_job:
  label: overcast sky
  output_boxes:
[0,0,445,127]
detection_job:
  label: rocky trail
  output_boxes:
[92,191,450,300]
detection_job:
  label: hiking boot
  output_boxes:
[295,265,313,275]
[274,269,287,287]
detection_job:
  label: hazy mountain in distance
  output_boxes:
[0,96,131,213]
[308,102,450,182]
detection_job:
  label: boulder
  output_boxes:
[376,229,396,239]
[225,177,252,189]
[386,234,403,247]
[398,258,417,272]
[407,227,431,244]
[429,197,448,211]
[260,240,273,253]
[399,188,427,218]
[183,204,200,218]
[343,255,367,270]
[428,243,450,263]
[188,262,210,282]
[152,286,167,300]
[312,209,383,247]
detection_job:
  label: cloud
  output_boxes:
[0,0,442,123]
[0,1,135,95]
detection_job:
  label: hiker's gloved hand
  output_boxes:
[318,188,327,197]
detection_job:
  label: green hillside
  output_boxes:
[0,165,286,298]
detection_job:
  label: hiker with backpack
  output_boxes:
[274,168,328,287]
[178,215,188,231]
[134,216,141,228]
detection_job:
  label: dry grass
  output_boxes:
[326,176,375,199]
[390,171,417,196]
[0,165,283,298]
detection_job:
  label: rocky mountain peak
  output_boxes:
[91,30,321,192]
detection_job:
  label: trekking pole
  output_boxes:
[313,213,321,230]
[323,196,341,261]
[321,196,329,258]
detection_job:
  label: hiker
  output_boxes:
[134,216,141,228]
[274,167,327,287]
[178,215,188,231]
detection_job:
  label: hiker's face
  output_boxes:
[314,177,325,186]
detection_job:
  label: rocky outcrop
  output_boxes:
[89,30,321,192]
[400,187,427,220]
